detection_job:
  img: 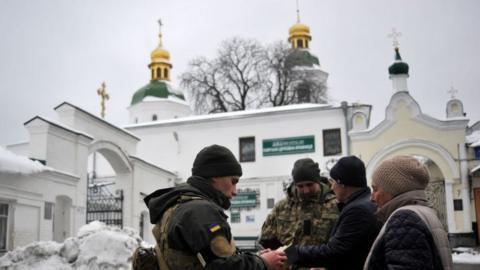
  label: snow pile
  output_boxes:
[452,247,480,264]
[0,221,146,270]
[466,130,480,146]
[0,146,46,174]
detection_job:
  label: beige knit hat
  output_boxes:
[372,155,429,197]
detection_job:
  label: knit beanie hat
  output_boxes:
[192,144,242,178]
[292,158,322,183]
[372,155,429,197]
[329,156,367,187]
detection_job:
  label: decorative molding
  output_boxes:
[366,139,459,180]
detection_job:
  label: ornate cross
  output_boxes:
[296,0,301,22]
[387,28,402,48]
[448,86,458,99]
[158,19,163,47]
[97,82,109,119]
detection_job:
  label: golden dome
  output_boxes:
[289,22,311,36]
[151,46,170,61]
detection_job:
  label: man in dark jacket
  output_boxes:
[285,156,381,270]
[144,144,286,270]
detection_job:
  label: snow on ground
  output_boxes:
[0,221,148,270]
[452,247,480,264]
[0,146,47,174]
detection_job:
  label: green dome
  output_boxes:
[388,48,409,75]
[131,80,184,105]
[285,49,320,68]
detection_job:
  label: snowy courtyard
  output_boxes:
[0,220,479,269]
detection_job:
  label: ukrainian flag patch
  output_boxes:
[209,224,221,233]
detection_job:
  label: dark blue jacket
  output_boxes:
[286,187,381,270]
[366,209,443,270]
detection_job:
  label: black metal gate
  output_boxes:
[86,185,123,227]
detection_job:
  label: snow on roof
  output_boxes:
[467,130,480,146]
[0,146,47,174]
[125,103,333,128]
[0,221,147,269]
[141,95,190,106]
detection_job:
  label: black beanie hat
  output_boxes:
[192,144,243,178]
[329,156,367,187]
[292,158,322,183]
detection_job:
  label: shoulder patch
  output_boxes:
[209,224,221,233]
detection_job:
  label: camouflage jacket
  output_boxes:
[259,182,339,249]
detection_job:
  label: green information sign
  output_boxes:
[263,135,315,156]
[231,192,257,208]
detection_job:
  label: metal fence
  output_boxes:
[86,189,123,227]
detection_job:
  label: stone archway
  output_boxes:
[366,139,458,232]
[86,140,133,227]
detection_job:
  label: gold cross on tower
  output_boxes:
[97,82,109,119]
[387,28,402,48]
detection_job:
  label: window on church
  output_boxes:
[0,203,8,251]
[151,69,154,79]
[305,40,309,48]
[164,68,168,79]
[156,68,161,79]
[139,212,145,239]
[297,82,311,103]
[152,114,158,121]
[297,39,304,48]
[267,198,275,209]
[44,202,53,220]
[323,128,342,156]
[239,137,255,162]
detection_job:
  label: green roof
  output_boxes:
[131,80,185,105]
[388,48,409,75]
[285,49,320,68]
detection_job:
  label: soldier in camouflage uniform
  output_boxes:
[259,158,339,251]
[142,145,286,270]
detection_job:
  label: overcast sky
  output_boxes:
[1,0,479,146]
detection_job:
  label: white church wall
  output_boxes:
[128,99,191,123]
[55,103,139,156]
[0,169,81,251]
[130,157,175,244]
[127,106,347,182]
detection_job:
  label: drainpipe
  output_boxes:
[341,101,351,155]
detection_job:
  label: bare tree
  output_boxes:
[181,38,327,114]
[181,37,269,114]
[264,41,328,106]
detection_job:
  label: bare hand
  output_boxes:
[257,248,272,256]
[260,249,287,270]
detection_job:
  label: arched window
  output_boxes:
[297,39,304,48]
[156,68,161,79]
[164,68,169,79]
[152,114,158,121]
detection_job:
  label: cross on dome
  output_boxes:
[388,28,402,48]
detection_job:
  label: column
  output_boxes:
[444,180,456,233]
[459,144,472,232]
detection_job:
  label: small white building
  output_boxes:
[1,102,174,253]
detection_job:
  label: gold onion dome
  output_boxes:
[151,46,170,62]
[288,22,311,41]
